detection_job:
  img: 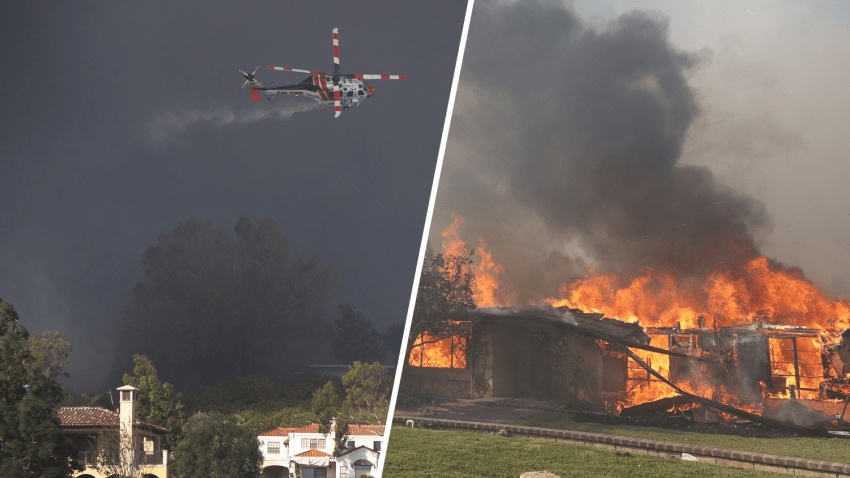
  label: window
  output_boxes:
[408,332,468,368]
[339,465,349,478]
[268,442,280,454]
[346,440,355,449]
[353,460,373,478]
[301,438,322,449]
[373,440,381,452]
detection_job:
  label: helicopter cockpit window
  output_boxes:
[358,91,365,96]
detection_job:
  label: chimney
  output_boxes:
[117,385,139,456]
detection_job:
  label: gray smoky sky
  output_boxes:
[1,1,467,394]
[431,0,850,305]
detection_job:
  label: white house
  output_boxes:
[336,425,384,478]
[259,423,384,478]
[259,423,336,478]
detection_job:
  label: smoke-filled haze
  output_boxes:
[0,1,468,394]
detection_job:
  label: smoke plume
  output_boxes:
[434,2,771,302]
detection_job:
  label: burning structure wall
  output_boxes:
[401,307,636,402]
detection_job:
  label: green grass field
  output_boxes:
[383,426,789,478]
[511,412,850,464]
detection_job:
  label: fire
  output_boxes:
[441,214,470,259]
[408,332,467,369]
[473,237,506,308]
[439,214,509,308]
[546,258,850,402]
[427,214,850,406]
[626,336,675,405]
[546,258,850,332]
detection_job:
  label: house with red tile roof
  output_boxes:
[258,421,384,478]
[337,424,383,478]
[259,423,335,478]
[58,385,170,478]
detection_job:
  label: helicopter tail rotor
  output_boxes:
[239,66,262,89]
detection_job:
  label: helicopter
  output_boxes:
[239,28,407,118]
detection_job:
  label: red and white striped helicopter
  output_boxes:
[239,28,407,118]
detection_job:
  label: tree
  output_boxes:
[172,411,262,478]
[81,392,113,409]
[331,304,385,364]
[28,331,72,382]
[311,381,342,429]
[0,298,83,478]
[114,216,336,389]
[340,361,392,424]
[122,355,185,450]
[381,322,405,358]
[406,242,477,361]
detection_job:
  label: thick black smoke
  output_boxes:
[434,2,770,300]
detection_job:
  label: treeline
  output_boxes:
[2,216,401,477]
[2,296,392,478]
[112,216,404,390]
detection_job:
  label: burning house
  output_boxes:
[402,215,850,434]
[402,303,850,434]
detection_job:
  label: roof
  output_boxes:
[338,445,379,457]
[260,423,321,436]
[58,407,170,434]
[472,305,651,345]
[346,424,384,436]
[293,449,334,458]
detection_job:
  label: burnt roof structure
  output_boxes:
[471,305,651,345]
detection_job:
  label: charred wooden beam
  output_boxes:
[615,342,833,437]
[620,395,696,417]
[571,327,719,364]
[792,337,801,396]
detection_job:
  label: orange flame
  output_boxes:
[441,214,470,259]
[547,258,850,332]
[473,236,506,308]
[408,332,467,369]
[439,215,509,308]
